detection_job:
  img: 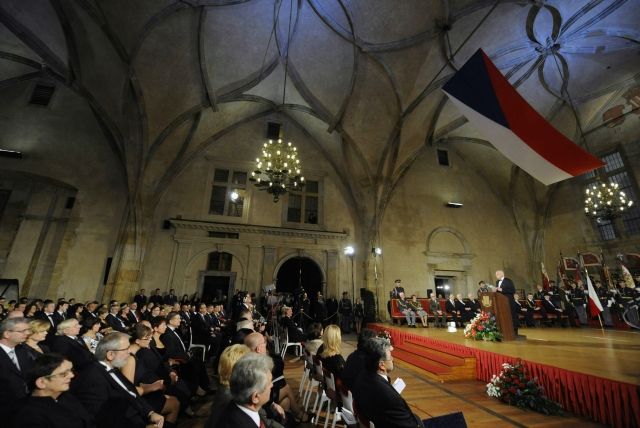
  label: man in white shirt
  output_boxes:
[0,317,33,420]
[217,353,274,428]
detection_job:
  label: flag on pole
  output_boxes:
[541,262,550,291]
[620,262,636,289]
[580,252,601,266]
[585,272,604,317]
[442,49,604,185]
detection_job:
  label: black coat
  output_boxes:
[161,327,189,360]
[352,372,423,428]
[133,294,148,307]
[342,348,366,390]
[51,335,95,370]
[0,344,33,415]
[13,393,94,428]
[281,316,305,343]
[106,313,128,332]
[71,362,152,428]
[216,401,262,428]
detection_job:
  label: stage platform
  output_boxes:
[368,323,640,428]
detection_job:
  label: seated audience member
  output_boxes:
[280,306,306,343]
[477,280,490,296]
[396,292,417,327]
[14,353,93,428]
[245,332,306,424]
[23,319,51,361]
[446,294,461,327]
[206,344,253,428]
[80,317,103,352]
[24,302,39,318]
[51,319,95,370]
[454,294,468,325]
[525,293,546,325]
[121,324,180,425]
[465,293,480,319]
[0,317,34,420]
[161,312,212,394]
[106,303,128,332]
[128,302,141,324]
[320,324,346,380]
[304,323,323,356]
[429,293,446,327]
[342,328,377,390]
[69,303,85,322]
[216,353,275,428]
[82,301,99,322]
[513,293,531,327]
[541,294,568,326]
[71,332,165,428]
[352,337,424,428]
[409,295,429,327]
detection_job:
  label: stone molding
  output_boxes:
[169,218,349,241]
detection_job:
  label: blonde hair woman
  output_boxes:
[207,344,252,428]
[24,319,51,360]
[320,324,345,379]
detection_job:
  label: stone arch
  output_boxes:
[183,246,246,292]
[273,251,326,289]
[425,226,474,296]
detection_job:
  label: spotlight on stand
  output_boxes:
[230,190,239,202]
[344,246,355,256]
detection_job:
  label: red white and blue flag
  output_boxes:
[585,271,604,317]
[442,49,604,185]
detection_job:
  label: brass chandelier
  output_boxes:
[249,138,304,202]
[584,178,633,220]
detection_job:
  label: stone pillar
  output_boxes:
[263,246,276,286]
[247,245,263,291]
[169,239,193,294]
[325,250,339,298]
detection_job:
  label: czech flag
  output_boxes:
[442,49,604,185]
[585,271,603,317]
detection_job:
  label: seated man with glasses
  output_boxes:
[13,353,93,428]
[0,317,34,422]
[71,331,165,428]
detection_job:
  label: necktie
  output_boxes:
[7,348,21,371]
[259,420,266,428]
[47,314,55,327]
[76,336,87,348]
[108,369,137,398]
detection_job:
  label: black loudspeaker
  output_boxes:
[426,288,433,297]
[422,412,467,428]
[162,220,171,230]
[360,288,376,323]
[266,122,282,140]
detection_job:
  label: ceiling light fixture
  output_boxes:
[248,0,304,202]
[548,55,632,221]
[0,148,23,159]
[445,202,463,208]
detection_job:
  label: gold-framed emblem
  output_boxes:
[482,295,492,308]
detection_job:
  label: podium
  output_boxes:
[478,292,516,341]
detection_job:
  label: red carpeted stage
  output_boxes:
[368,323,640,428]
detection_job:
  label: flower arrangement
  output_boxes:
[487,360,563,415]
[464,311,502,341]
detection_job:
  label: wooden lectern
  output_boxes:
[478,292,516,341]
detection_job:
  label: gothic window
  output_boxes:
[209,168,247,217]
[286,180,320,225]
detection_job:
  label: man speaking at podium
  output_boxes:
[495,270,520,336]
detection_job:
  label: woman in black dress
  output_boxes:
[121,323,181,424]
[23,319,51,361]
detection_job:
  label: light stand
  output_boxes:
[372,246,382,322]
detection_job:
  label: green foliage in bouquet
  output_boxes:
[486,360,563,415]
[464,311,503,341]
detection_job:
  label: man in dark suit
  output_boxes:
[495,270,520,335]
[71,331,164,428]
[164,288,178,306]
[513,293,531,327]
[149,288,164,306]
[217,352,274,428]
[51,318,96,370]
[445,295,460,327]
[106,303,128,332]
[128,302,141,324]
[0,317,34,421]
[342,329,377,390]
[541,294,568,326]
[280,306,306,343]
[133,289,148,307]
[34,300,57,345]
[352,337,424,428]
[53,301,69,325]
[82,301,99,322]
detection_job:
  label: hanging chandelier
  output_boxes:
[249,139,304,202]
[584,177,633,220]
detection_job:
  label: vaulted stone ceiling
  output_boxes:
[1,0,639,242]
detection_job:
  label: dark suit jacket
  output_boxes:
[216,401,262,428]
[281,316,305,343]
[0,344,32,414]
[352,372,423,428]
[71,362,152,428]
[127,310,141,325]
[106,313,128,332]
[164,294,178,305]
[192,313,212,344]
[149,295,164,306]
[445,299,458,313]
[162,327,189,360]
[13,393,94,428]
[496,277,516,296]
[51,335,96,370]
[341,348,367,390]
[133,294,148,307]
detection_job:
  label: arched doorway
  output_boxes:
[276,257,323,297]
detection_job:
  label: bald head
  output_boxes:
[244,332,267,354]
[495,270,505,280]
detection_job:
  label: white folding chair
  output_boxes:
[280,328,303,359]
[303,353,322,411]
[299,347,311,397]
[187,326,207,362]
[338,388,357,427]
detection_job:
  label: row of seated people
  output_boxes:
[390,292,572,328]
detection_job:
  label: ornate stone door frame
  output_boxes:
[425,227,475,295]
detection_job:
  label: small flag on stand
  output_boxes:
[585,273,604,317]
[541,262,550,291]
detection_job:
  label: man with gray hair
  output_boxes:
[72,332,165,428]
[51,318,95,370]
[352,337,424,428]
[0,317,33,420]
[217,353,274,427]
